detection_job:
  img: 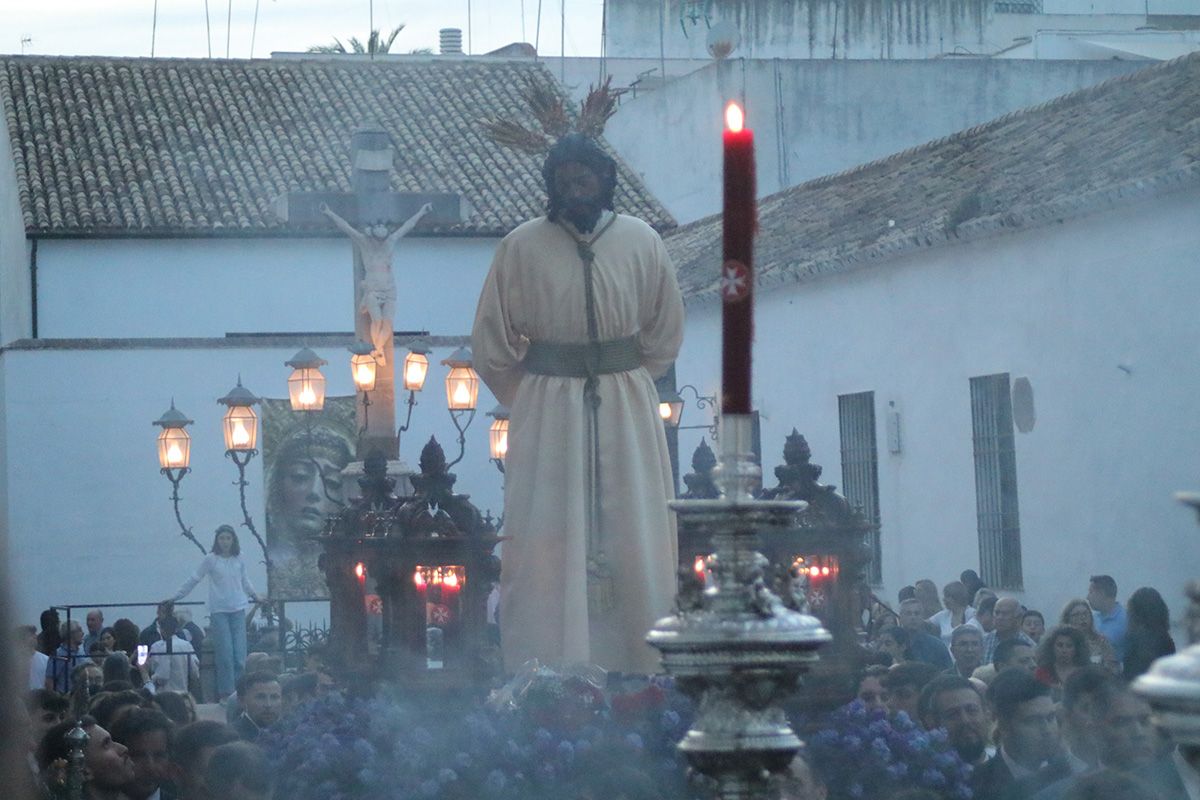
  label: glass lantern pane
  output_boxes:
[289,368,326,411]
[445,367,479,410]
[489,418,509,460]
[157,427,191,470]
[403,351,429,391]
[223,405,258,451]
[351,354,377,392]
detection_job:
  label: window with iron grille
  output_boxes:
[970,374,1023,589]
[995,1,1041,13]
[839,392,882,584]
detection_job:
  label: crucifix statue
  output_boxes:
[275,122,471,459]
[319,200,432,365]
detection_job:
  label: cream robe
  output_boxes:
[472,213,685,673]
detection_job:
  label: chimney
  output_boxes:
[439,28,463,55]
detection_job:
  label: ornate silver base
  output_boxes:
[648,414,831,799]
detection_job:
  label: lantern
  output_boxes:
[153,401,194,471]
[403,343,431,392]
[349,341,378,393]
[657,385,684,427]
[487,405,510,461]
[217,378,260,452]
[441,347,479,411]
[286,348,328,412]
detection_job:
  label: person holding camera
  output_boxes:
[169,524,262,700]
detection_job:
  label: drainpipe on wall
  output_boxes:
[29,237,37,339]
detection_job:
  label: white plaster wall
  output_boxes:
[605,0,1195,61]
[1,342,505,627]
[608,0,994,60]
[605,58,1142,223]
[673,188,1200,618]
[33,236,501,339]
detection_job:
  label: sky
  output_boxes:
[1,0,605,59]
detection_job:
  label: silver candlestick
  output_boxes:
[648,413,831,800]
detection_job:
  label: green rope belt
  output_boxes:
[523,336,642,378]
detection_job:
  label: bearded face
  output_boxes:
[542,133,617,233]
[551,162,605,233]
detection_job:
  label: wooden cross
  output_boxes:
[275,123,471,460]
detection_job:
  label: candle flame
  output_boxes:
[725,102,744,133]
[167,444,184,466]
[453,382,470,404]
[658,402,672,421]
[444,570,459,589]
[355,364,374,386]
[299,386,316,406]
[232,421,250,446]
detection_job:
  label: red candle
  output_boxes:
[721,102,756,415]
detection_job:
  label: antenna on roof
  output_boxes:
[226,0,232,58]
[152,0,159,56]
[20,36,32,55]
[250,0,261,58]
[204,0,213,57]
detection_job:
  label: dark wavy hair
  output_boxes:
[1127,587,1171,635]
[211,524,241,557]
[1037,624,1091,678]
[542,133,617,222]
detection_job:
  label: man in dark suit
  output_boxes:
[973,669,1071,800]
[231,672,282,742]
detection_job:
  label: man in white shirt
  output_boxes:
[147,615,198,695]
[18,624,50,691]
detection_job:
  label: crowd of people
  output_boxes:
[781,571,1185,800]
[13,525,306,799]
[16,598,335,800]
[15,557,1189,800]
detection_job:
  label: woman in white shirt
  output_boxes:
[170,525,261,700]
[928,581,975,645]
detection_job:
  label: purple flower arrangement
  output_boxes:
[259,677,974,800]
[257,675,695,800]
[804,700,975,800]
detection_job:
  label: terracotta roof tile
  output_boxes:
[1,55,674,236]
[667,52,1200,302]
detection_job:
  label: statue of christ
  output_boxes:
[321,202,432,364]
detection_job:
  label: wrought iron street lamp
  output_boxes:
[443,347,479,412]
[657,385,684,427]
[398,340,431,443]
[155,401,193,472]
[487,404,509,473]
[442,347,479,467]
[153,401,205,554]
[286,348,328,412]
[674,383,719,438]
[218,378,270,568]
[403,342,431,392]
[349,341,378,393]
[219,377,260,453]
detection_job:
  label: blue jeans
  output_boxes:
[210,609,247,698]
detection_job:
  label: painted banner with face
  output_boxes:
[261,397,356,600]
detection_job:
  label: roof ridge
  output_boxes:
[683,163,1200,306]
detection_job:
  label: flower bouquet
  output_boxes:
[804,701,974,800]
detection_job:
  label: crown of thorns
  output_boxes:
[481,76,620,155]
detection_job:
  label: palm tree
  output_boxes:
[308,25,414,55]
